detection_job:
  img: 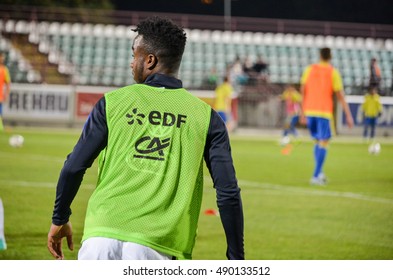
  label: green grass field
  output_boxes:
[0,127,392,260]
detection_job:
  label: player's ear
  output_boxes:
[146,54,158,70]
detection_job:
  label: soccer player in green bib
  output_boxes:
[47,16,244,260]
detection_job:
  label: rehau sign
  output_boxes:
[4,84,72,121]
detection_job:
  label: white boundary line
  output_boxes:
[0,180,95,190]
[239,179,393,205]
[204,177,393,205]
[1,176,392,205]
[0,152,65,163]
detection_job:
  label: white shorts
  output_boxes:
[78,237,173,260]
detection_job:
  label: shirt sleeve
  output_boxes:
[204,108,244,260]
[332,68,344,92]
[4,67,11,83]
[52,97,108,225]
[300,65,312,85]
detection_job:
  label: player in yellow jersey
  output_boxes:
[214,76,233,128]
[300,48,353,186]
[0,53,11,132]
[361,87,383,142]
[280,84,302,144]
[0,53,10,250]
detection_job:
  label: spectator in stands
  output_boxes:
[242,56,254,77]
[361,87,383,142]
[252,55,269,81]
[214,76,234,128]
[228,55,248,88]
[300,47,354,186]
[242,56,257,85]
[369,58,381,90]
[47,16,244,261]
[202,67,219,90]
[280,84,302,144]
[0,52,11,132]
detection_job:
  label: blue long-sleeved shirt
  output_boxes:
[52,73,244,259]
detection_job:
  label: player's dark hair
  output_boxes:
[133,16,187,72]
[320,47,332,60]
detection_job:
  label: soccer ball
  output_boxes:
[9,135,24,148]
[280,136,291,146]
[368,143,381,155]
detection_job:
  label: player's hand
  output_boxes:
[346,114,354,129]
[299,114,307,125]
[47,221,73,260]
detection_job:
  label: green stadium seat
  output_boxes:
[7,19,391,89]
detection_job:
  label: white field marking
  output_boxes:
[0,180,95,190]
[0,151,65,163]
[2,176,392,205]
[204,177,393,205]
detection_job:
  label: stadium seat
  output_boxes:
[293,34,305,46]
[5,20,15,33]
[93,24,105,37]
[71,23,83,36]
[242,32,255,44]
[385,39,393,50]
[262,32,274,45]
[211,30,223,43]
[221,30,233,43]
[200,30,211,41]
[59,22,71,35]
[252,32,264,44]
[273,33,285,45]
[314,35,325,47]
[4,18,392,89]
[335,36,345,48]
[104,25,116,37]
[189,29,202,41]
[283,33,295,45]
[15,20,30,34]
[48,22,60,35]
[232,31,243,44]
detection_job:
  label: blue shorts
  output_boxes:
[290,115,299,127]
[364,117,377,126]
[306,116,331,140]
[0,103,2,115]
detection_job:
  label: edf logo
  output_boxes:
[126,108,187,128]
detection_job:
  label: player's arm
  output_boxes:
[48,97,108,259]
[336,90,354,128]
[378,98,383,116]
[204,109,244,260]
[333,69,354,128]
[51,97,108,225]
[225,92,232,114]
[299,67,310,125]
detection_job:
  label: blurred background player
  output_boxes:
[369,58,382,91]
[280,84,302,145]
[300,47,354,186]
[214,76,234,130]
[0,52,10,250]
[362,87,383,142]
[0,52,11,132]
